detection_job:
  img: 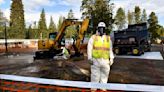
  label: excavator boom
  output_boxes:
[53,19,81,48]
[75,19,89,53]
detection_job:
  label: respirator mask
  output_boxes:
[98,27,105,36]
[97,22,106,36]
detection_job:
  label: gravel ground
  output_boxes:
[0,44,164,86]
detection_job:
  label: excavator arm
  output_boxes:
[74,19,89,55]
[53,18,89,52]
[53,19,81,48]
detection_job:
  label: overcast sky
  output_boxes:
[0,0,164,27]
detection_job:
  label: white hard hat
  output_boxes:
[61,47,64,49]
[98,22,106,27]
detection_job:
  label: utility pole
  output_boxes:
[4,23,7,53]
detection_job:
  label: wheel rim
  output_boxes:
[115,48,119,54]
[133,49,139,54]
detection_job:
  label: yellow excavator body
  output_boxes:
[34,18,89,60]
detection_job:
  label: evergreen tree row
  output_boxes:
[114,6,164,40]
[4,0,164,40]
[9,0,78,39]
[27,9,76,39]
[115,6,148,30]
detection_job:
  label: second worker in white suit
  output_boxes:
[87,22,114,91]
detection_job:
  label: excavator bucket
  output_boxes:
[69,19,89,61]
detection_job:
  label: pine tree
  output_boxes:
[0,9,3,22]
[162,27,164,37]
[32,21,39,39]
[67,9,74,19]
[25,25,31,39]
[148,12,159,40]
[115,7,126,30]
[49,16,57,33]
[57,16,64,31]
[127,10,134,25]
[38,8,47,39]
[28,24,34,39]
[156,25,164,38]
[0,9,4,38]
[33,21,37,29]
[0,9,8,39]
[66,10,77,38]
[26,24,38,39]
[0,9,4,27]
[161,27,164,37]
[81,0,113,34]
[10,0,25,39]
[141,9,147,23]
[81,0,95,19]
[134,6,141,24]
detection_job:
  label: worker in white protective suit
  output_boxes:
[87,22,114,91]
[53,47,70,60]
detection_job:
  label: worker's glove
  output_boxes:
[109,59,114,66]
[88,58,94,65]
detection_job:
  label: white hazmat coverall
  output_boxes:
[87,34,114,90]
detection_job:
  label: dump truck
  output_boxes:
[113,23,151,55]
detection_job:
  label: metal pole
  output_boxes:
[4,23,7,53]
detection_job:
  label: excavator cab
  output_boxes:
[49,32,57,40]
[34,32,66,60]
[37,32,65,50]
[49,32,65,46]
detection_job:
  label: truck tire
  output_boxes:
[146,45,151,52]
[132,48,142,56]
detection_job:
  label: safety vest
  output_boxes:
[92,35,110,59]
[63,48,69,56]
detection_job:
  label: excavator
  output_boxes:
[34,18,89,60]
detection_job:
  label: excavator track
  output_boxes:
[34,49,63,60]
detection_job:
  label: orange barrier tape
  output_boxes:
[1,80,110,92]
